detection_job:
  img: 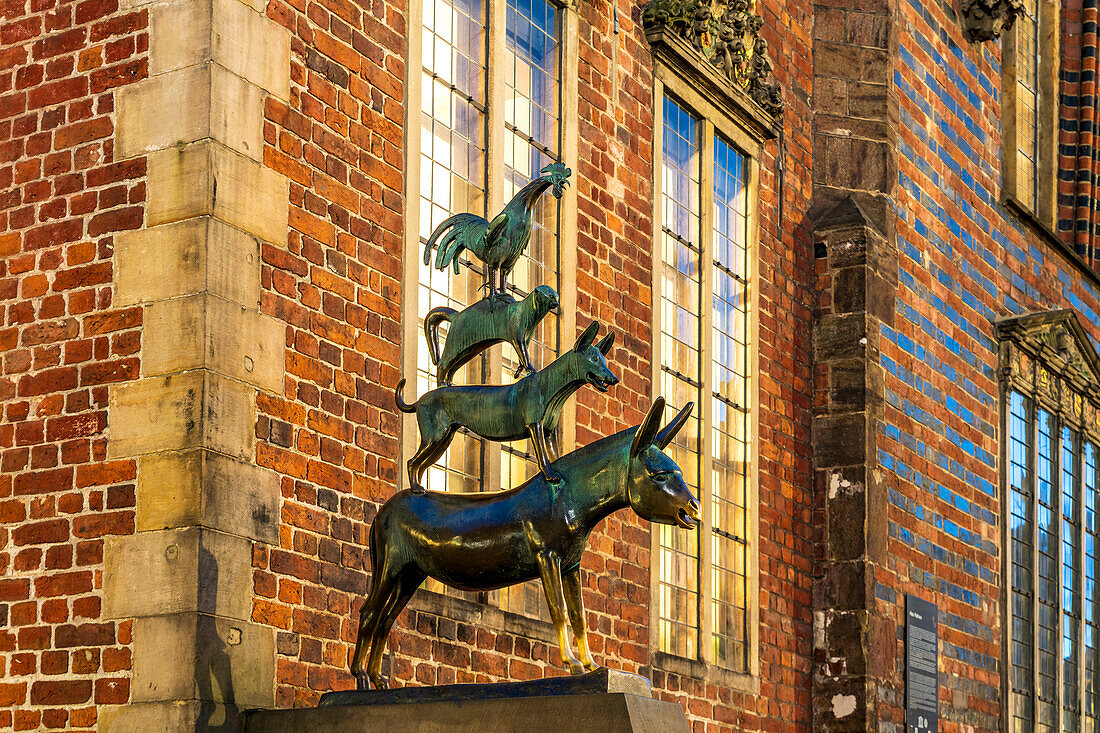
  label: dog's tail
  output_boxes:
[394,378,417,413]
[423,306,456,365]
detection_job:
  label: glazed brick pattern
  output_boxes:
[873,0,1100,729]
[0,0,148,729]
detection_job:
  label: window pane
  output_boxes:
[1037,408,1057,731]
[417,0,487,604]
[1064,427,1081,731]
[1010,391,1035,730]
[710,135,749,672]
[418,0,487,497]
[1015,0,1038,210]
[1086,441,1099,731]
[656,94,701,659]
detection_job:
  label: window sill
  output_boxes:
[646,650,760,694]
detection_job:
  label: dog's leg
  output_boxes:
[528,423,563,485]
[563,566,600,671]
[545,428,560,462]
[407,419,458,494]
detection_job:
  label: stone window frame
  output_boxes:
[998,310,1100,732]
[647,38,773,690]
[1000,0,1060,231]
[400,0,580,621]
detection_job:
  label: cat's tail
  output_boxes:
[394,378,417,413]
[423,306,456,365]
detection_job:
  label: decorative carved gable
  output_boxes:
[642,0,784,121]
[996,310,1100,408]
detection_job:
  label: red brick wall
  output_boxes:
[255,0,406,709]
[0,0,148,728]
[252,0,816,731]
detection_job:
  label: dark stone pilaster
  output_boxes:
[811,198,897,731]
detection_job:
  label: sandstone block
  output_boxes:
[144,293,284,392]
[108,371,255,460]
[146,141,289,247]
[116,218,261,308]
[132,613,275,707]
[148,0,289,98]
[103,527,253,620]
[137,450,279,543]
[116,63,265,161]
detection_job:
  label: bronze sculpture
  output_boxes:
[344,165,701,693]
[424,285,559,386]
[396,322,618,493]
[350,398,700,690]
[423,162,571,299]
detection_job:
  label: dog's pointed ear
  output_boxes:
[655,401,693,449]
[631,397,665,458]
[597,332,615,356]
[574,322,598,352]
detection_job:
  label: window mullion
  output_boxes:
[1080,433,1088,731]
[1032,398,1042,727]
[1055,411,1064,733]
[481,0,507,496]
[698,119,715,665]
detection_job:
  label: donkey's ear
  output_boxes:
[655,401,693,449]
[631,397,665,458]
[574,322,599,351]
[597,331,615,356]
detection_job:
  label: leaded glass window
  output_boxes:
[655,91,753,672]
[1006,375,1100,729]
[408,0,566,620]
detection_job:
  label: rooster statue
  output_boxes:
[423,162,571,299]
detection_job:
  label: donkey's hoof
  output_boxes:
[568,661,586,676]
[369,674,389,690]
[354,673,370,691]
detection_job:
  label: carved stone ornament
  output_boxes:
[959,0,1025,42]
[641,0,784,119]
[996,310,1100,415]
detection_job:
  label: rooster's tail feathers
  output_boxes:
[424,213,485,269]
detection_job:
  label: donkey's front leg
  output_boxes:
[562,566,600,671]
[536,550,586,675]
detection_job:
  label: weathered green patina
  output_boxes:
[342,164,699,694]
[397,322,617,493]
[424,285,559,386]
[423,162,571,298]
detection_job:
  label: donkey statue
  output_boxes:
[349,398,699,690]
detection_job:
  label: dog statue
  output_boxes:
[395,322,618,493]
[424,285,559,386]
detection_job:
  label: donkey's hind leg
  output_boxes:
[350,566,398,690]
[366,568,425,689]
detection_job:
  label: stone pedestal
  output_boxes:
[242,669,689,733]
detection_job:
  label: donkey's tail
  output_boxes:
[423,306,456,365]
[394,378,417,413]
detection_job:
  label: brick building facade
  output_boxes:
[0,0,1098,729]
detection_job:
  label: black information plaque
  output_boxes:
[905,594,938,733]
